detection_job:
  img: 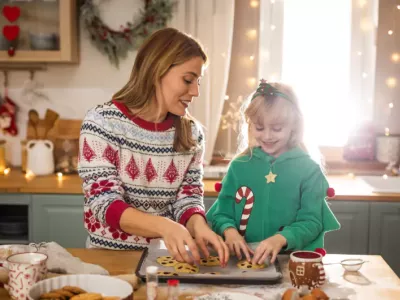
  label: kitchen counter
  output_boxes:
[1,249,399,299]
[0,170,400,201]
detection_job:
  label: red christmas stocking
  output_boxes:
[0,96,18,136]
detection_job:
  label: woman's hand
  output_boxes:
[160,219,202,265]
[252,234,287,265]
[224,227,253,262]
[187,215,230,267]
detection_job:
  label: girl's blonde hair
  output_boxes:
[113,27,207,152]
[236,82,323,164]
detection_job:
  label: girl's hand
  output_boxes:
[160,220,201,265]
[252,234,287,265]
[224,227,254,261]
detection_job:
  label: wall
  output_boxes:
[1,0,183,166]
[374,0,400,135]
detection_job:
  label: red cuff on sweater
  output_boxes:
[179,207,206,226]
[105,200,131,230]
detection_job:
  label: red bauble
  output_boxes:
[214,182,222,192]
[7,47,15,57]
[327,187,335,198]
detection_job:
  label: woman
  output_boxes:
[78,27,229,266]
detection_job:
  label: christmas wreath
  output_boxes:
[80,0,174,67]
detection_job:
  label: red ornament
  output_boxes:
[2,6,21,23]
[2,25,20,41]
[315,248,327,257]
[326,187,335,198]
[214,182,222,192]
[7,46,15,57]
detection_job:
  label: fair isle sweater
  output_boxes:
[78,100,206,250]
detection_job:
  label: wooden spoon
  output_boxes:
[28,109,40,139]
[43,109,59,139]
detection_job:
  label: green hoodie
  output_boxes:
[206,146,340,251]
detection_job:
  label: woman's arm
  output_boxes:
[79,108,169,237]
[119,207,176,237]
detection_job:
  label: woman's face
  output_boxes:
[156,56,204,117]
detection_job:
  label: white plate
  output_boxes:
[28,274,133,300]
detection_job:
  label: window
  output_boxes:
[296,265,305,276]
[259,0,378,147]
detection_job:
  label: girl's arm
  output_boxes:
[278,166,325,250]
[210,164,239,236]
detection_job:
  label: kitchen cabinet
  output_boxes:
[0,0,78,63]
[31,195,87,248]
[324,201,370,255]
[369,202,400,276]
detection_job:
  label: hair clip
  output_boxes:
[251,79,291,102]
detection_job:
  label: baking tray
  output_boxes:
[135,247,283,285]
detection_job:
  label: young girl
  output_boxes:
[206,80,340,265]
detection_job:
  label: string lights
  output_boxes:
[384,1,399,136]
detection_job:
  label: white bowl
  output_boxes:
[28,274,133,300]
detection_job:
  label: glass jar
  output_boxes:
[54,138,79,174]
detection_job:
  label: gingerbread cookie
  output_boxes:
[157,271,179,276]
[156,256,178,267]
[174,262,199,274]
[237,260,265,270]
[200,255,220,266]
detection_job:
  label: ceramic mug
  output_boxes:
[288,251,325,293]
[0,252,48,300]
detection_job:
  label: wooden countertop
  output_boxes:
[1,170,400,201]
[1,249,399,299]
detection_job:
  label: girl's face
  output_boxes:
[250,97,294,158]
[156,56,204,118]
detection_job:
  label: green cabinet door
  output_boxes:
[324,201,370,254]
[369,202,400,276]
[31,195,87,248]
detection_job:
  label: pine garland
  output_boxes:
[80,0,174,67]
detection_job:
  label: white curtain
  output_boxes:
[169,0,235,165]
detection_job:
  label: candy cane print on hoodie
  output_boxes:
[235,186,255,236]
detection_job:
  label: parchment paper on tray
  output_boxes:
[135,239,283,285]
